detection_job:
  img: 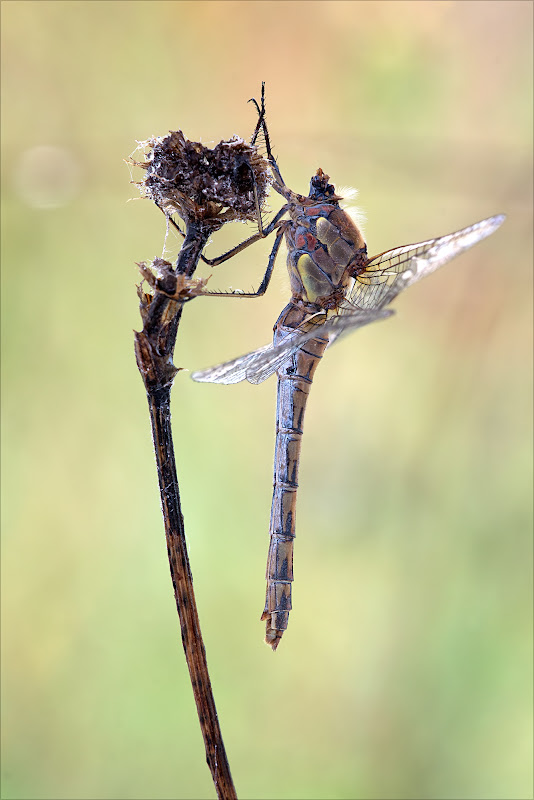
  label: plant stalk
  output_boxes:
[135,223,237,800]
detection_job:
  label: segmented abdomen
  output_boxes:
[262,321,328,650]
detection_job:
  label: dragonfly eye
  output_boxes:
[309,169,336,201]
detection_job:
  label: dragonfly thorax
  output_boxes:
[286,197,367,308]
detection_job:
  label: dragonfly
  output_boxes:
[191,98,505,650]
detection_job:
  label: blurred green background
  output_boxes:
[1,2,532,799]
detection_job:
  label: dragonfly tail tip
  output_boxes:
[264,625,283,651]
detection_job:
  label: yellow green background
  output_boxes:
[2,2,532,798]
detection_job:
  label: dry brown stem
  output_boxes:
[132,128,270,799]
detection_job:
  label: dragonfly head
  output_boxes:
[308,168,341,202]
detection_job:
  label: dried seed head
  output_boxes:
[132,131,271,227]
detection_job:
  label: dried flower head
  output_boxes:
[131,131,271,227]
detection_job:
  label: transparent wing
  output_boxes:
[192,215,504,385]
[349,214,505,310]
[191,342,275,385]
[191,308,393,385]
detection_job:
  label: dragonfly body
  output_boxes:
[192,115,505,649]
[259,174,376,648]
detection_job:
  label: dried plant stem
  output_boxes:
[148,388,236,800]
[135,224,237,800]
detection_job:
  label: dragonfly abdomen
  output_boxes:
[262,332,329,649]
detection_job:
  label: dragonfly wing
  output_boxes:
[250,308,394,378]
[245,342,305,385]
[304,307,394,350]
[350,214,505,310]
[191,342,277,384]
[192,333,321,385]
[192,216,504,385]
[325,307,395,348]
[192,308,392,385]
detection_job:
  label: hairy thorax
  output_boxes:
[284,198,367,309]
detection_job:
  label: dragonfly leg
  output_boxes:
[157,203,287,268]
[204,206,288,266]
[249,81,267,147]
[197,227,285,298]
[149,226,285,302]
[249,82,287,197]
